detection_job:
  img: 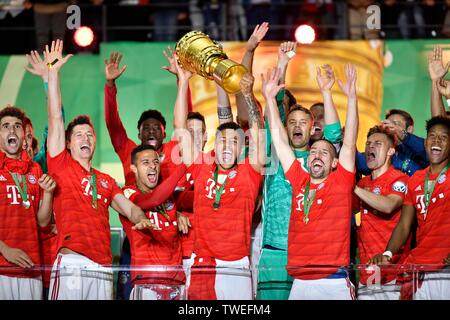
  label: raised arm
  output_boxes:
[216,84,234,125]
[162,46,194,112]
[241,22,269,72]
[236,22,269,128]
[316,64,341,126]
[277,41,296,86]
[47,40,73,157]
[428,46,449,117]
[104,52,130,150]
[263,68,294,173]
[240,73,265,172]
[172,54,193,130]
[337,64,358,172]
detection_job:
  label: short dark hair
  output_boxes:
[284,89,297,108]
[187,111,206,126]
[131,144,157,165]
[65,115,95,142]
[23,116,33,129]
[367,125,397,146]
[137,109,166,131]
[311,138,338,158]
[0,106,26,124]
[426,116,450,133]
[216,121,242,132]
[385,109,414,128]
[286,104,314,124]
[310,102,324,110]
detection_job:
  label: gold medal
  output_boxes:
[303,216,309,224]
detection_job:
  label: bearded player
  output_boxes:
[0,106,56,300]
[266,64,358,300]
[45,40,154,300]
[258,56,343,299]
[370,116,450,300]
[354,126,410,300]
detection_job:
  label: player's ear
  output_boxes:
[387,146,395,157]
[406,125,414,134]
[130,164,138,174]
[331,157,338,169]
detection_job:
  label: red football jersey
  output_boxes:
[121,185,184,285]
[356,166,410,284]
[403,166,450,267]
[285,160,356,280]
[38,225,57,288]
[104,84,179,185]
[0,152,43,278]
[47,150,122,265]
[191,159,262,261]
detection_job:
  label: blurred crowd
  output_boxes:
[1,0,450,53]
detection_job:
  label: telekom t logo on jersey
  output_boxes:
[415,194,426,214]
[205,178,226,199]
[6,185,24,205]
[295,192,305,212]
[81,178,103,201]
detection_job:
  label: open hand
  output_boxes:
[25,50,48,81]
[261,67,285,100]
[45,39,73,72]
[316,64,335,92]
[428,46,450,80]
[105,51,127,83]
[337,63,357,98]
[246,22,269,52]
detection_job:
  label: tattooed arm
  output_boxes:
[240,73,265,173]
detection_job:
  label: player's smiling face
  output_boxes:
[425,124,450,165]
[307,140,337,179]
[69,124,96,160]
[0,116,24,158]
[132,149,160,189]
[215,128,240,170]
[139,118,165,151]
[365,132,395,170]
[286,110,314,150]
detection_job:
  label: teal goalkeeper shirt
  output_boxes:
[261,90,342,250]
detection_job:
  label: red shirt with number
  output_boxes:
[47,149,122,265]
[403,166,450,268]
[0,151,43,278]
[121,185,184,285]
[356,166,410,284]
[285,160,356,280]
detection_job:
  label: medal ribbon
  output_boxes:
[10,172,28,204]
[302,179,316,223]
[213,166,228,209]
[423,163,450,213]
[89,169,98,209]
